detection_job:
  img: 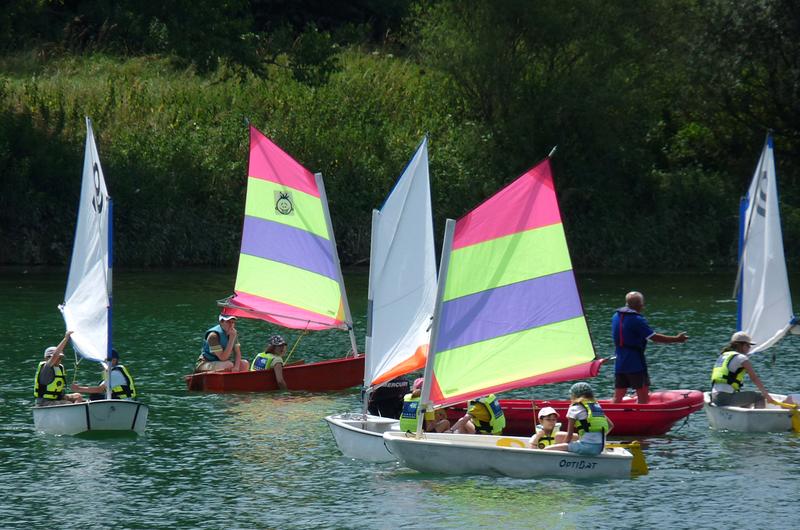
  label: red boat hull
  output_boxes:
[445,389,704,436]
[185,354,365,392]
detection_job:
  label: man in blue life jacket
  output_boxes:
[34,331,84,406]
[71,348,137,400]
[612,291,688,404]
[195,314,249,373]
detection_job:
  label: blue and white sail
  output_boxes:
[736,134,797,353]
[59,117,113,363]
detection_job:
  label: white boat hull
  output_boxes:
[703,392,793,432]
[325,413,400,463]
[382,431,633,479]
[33,399,149,435]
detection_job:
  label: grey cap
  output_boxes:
[43,346,58,359]
[569,381,594,398]
[730,331,756,345]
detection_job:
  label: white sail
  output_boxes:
[364,137,437,387]
[60,117,111,362]
[738,135,796,353]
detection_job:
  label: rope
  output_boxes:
[284,323,310,364]
[71,352,82,386]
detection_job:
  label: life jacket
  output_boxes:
[251,352,281,371]
[574,400,610,437]
[34,361,66,400]
[536,427,558,449]
[201,325,229,361]
[710,351,746,391]
[399,393,421,432]
[470,394,506,435]
[110,365,136,399]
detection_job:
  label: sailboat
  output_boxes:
[383,155,637,479]
[325,138,437,462]
[33,117,149,436]
[704,133,799,432]
[185,125,364,392]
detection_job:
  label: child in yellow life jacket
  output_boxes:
[528,406,577,449]
[544,382,614,456]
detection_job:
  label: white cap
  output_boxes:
[43,346,58,359]
[730,331,755,345]
[538,406,558,419]
[219,314,237,322]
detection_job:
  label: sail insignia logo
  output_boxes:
[756,170,767,217]
[91,162,104,214]
[275,190,294,215]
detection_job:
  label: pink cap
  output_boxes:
[413,377,425,390]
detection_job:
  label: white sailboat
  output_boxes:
[325,138,437,462]
[704,133,799,432]
[383,155,637,479]
[33,117,148,436]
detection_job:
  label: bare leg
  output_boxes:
[636,384,650,404]
[612,388,627,403]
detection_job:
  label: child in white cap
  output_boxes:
[528,406,577,449]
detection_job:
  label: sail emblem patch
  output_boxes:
[91,162,104,214]
[275,191,294,215]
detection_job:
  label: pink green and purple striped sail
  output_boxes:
[427,158,601,407]
[222,126,346,330]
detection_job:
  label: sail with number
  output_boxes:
[59,117,113,362]
[364,137,437,388]
[420,157,602,408]
[736,134,798,353]
[221,125,355,341]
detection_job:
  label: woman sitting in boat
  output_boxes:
[447,394,506,435]
[34,331,84,406]
[710,331,780,408]
[71,349,137,400]
[545,382,613,456]
[195,315,249,373]
[399,378,451,433]
[250,335,288,390]
[529,406,577,449]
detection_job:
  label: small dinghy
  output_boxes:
[33,118,149,436]
[389,153,641,479]
[326,138,436,462]
[704,133,799,432]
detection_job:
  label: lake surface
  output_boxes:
[2,269,798,529]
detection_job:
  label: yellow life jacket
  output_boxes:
[469,394,506,435]
[536,428,558,449]
[710,351,746,391]
[111,365,137,399]
[34,361,66,400]
[399,393,421,432]
[574,400,609,436]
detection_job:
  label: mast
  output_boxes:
[105,197,113,400]
[315,172,359,356]
[416,218,456,436]
[362,209,380,412]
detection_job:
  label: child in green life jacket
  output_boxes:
[544,382,614,456]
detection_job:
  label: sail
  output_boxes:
[737,134,797,352]
[60,117,112,362]
[222,126,348,331]
[422,158,601,408]
[364,138,437,387]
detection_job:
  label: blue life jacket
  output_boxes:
[201,325,229,361]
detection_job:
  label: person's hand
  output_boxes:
[229,326,238,339]
[676,332,688,343]
[71,383,80,392]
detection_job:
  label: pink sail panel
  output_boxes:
[428,359,604,407]
[248,126,320,198]
[452,159,561,250]
[224,291,345,331]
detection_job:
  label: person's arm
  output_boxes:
[742,360,775,402]
[565,418,575,440]
[650,332,688,344]
[72,382,106,393]
[208,329,237,361]
[273,361,287,390]
[529,431,544,448]
[48,331,73,367]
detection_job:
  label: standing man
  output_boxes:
[612,291,688,404]
[195,314,249,373]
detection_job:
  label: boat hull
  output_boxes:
[382,431,633,479]
[324,413,399,463]
[185,354,365,392]
[703,392,794,432]
[445,390,704,436]
[32,399,149,435]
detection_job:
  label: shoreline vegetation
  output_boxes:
[1,1,798,272]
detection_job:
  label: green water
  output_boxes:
[2,269,799,529]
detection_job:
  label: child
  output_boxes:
[545,382,613,455]
[529,406,577,449]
